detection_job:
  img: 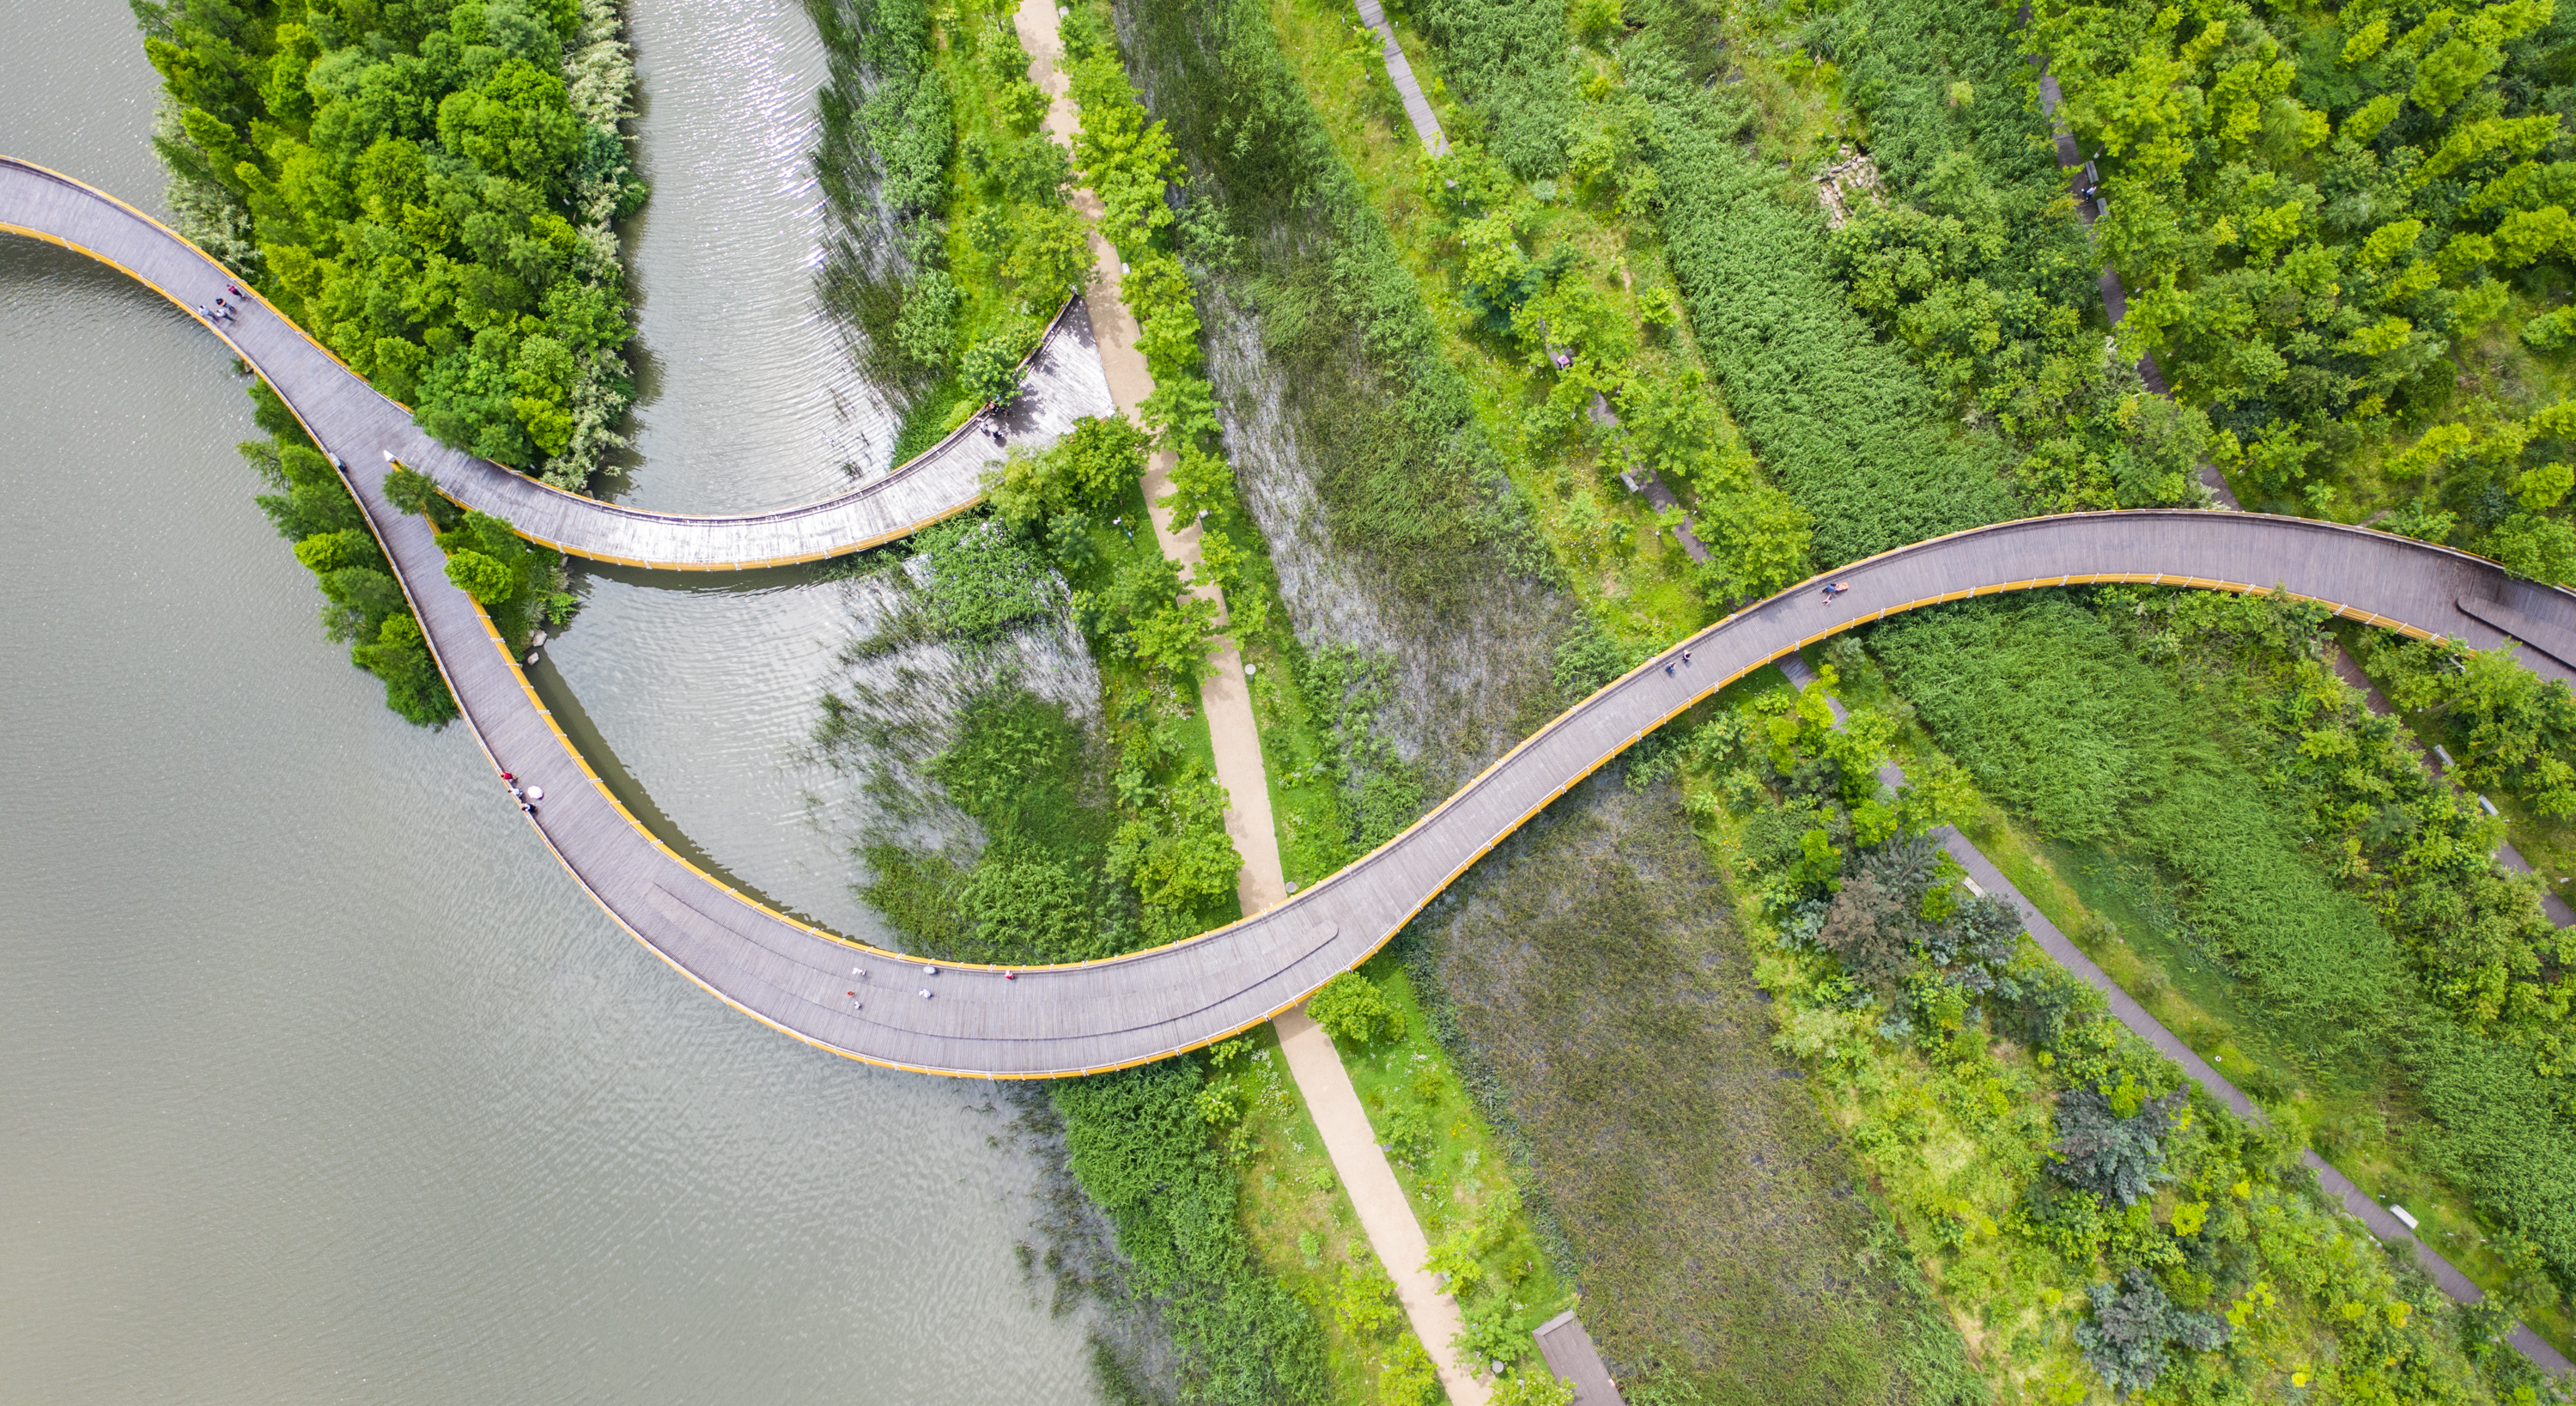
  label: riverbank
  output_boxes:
[137,0,645,721]
[0,5,1111,1387]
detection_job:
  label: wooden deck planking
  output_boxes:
[15,155,2576,1076]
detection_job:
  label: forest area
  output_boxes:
[811,0,2576,1396]
[131,0,632,721]
[123,0,2576,1398]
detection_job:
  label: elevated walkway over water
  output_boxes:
[11,155,2576,1080]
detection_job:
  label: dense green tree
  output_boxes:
[144,0,641,489]
[1303,971,1406,1044]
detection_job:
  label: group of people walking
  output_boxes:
[197,280,247,326]
[501,770,543,817]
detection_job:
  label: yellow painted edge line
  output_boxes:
[0,222,2525,1071]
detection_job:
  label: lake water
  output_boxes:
[0,2,1095,1401]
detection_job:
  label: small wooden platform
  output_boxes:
[1532,1311,1623,1406]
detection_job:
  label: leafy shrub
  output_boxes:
[432,509,565,647]
[985,415,1153,526]
[1076,551,1219,682]
[1305,971,1406,1044]
[1052,1062,1330,1403]
[2074,1268,2230,1397]
[2366,630,2576,817]
[915,515,1060,641]
[1490,1365,1577,1406]
[1809,834,2020,1007]
[1107,764,1242,942]
[2052,1079,2189,1206]
[349,614,455,727]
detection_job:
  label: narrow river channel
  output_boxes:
[0,2,1093,1401]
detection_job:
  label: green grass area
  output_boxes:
[1404,770,1974,1404]
[1681,656,2560,1404]
[1264,0,1796,638]
[1833,596,2576,1361]
[1992,818,2576,1359]
[1327,959,1579,1365]
[1244,647,1356,890]
[1222,1021,1449,1404]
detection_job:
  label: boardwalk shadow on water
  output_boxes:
[527,557,907,937]
[1404,774,1977,1406]
[520,610,834,932]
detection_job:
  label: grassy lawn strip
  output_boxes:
[1218,1020,1453,1404]
[1680,655,2555,1403]
[1265,0,1807,639]
[1318,959,1580,1372]
[1841,593,2576,1360]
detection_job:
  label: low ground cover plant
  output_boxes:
[1407,764,1983,1405]
[1689,657,2561,1402]
[1607,0,2035,563]
[1865,589,2576,1332]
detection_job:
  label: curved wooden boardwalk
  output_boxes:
[15,157,2576,1079]
[0,156,1116,569]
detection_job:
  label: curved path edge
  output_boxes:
[0,154,1117,569]
[15,161,2576,1081]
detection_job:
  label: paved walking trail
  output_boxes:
[1012,8,1481,1398]
[15,66,2576,1386]
[1012,0,1286,922]
[1775,653,2573,1379]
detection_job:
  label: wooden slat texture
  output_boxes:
[14,155,2576,1078]
[0,156,1115,570]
